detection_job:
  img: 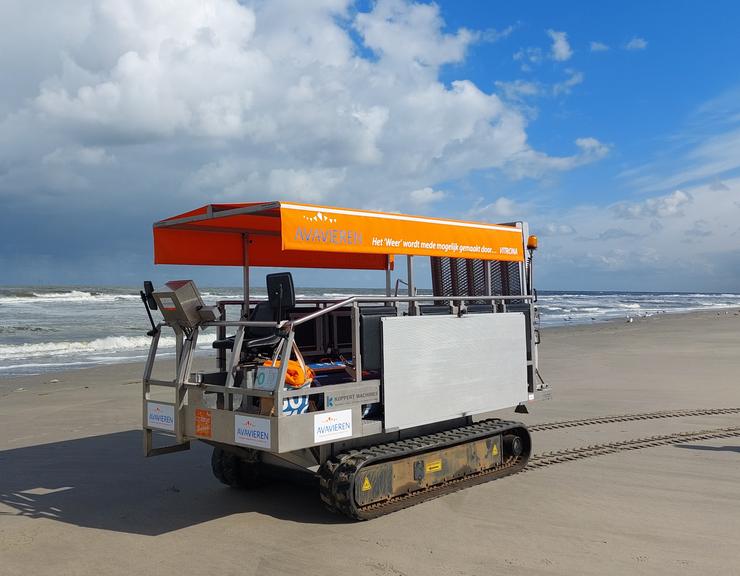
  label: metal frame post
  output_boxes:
[174,330,183,374]
[242,233,250,319]
[142,328,161,456]
[385,256,392,296]
[217,302,226,372]
[484,261,492,296]
[407,255,418,316]
[175,331,198,443]
[224,326,246,411]
[274,331,296,419]
[385,255,392,307]
[351,301,362,381]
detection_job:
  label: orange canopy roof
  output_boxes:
[153,202,524,269]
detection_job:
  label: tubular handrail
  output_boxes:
[205,294,534,329]
[215,297,401,306]
[202,320,288,329]
[291,294,534,326]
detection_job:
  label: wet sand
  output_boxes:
[1,310,739,575]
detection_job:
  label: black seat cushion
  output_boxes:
[419,305,451,315]
[212,336,235,350]
[466,304,495,314]
[359,306,397,316]
[212,301,279,350]
[248,301,278,338]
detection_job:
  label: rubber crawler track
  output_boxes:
[319,409,740,518]
[319,419,529,520]
[529,407,740,432]
[527,426,740,470]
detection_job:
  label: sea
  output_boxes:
[1,285,740,377]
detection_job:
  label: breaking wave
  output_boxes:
[0,334,217,361]
[0,289,140,304]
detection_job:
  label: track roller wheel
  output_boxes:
[211,447,262,489]
[503,433,524,457]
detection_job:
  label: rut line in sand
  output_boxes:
[526,426,740,470]
[528,407,740,432]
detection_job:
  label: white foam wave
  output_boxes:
[0,360,99,371]
[33,290,97,299]
[0,290,140,304]
[0,333,217,361]
[319,292,385,299]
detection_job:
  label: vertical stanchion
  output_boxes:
[407,255,417,316]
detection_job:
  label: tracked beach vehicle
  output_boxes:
[141,201,548,519]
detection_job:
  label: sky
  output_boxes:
[1,0,740,291]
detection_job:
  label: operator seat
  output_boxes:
[212,272,295,355]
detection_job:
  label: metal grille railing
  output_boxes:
[431,257,523,301]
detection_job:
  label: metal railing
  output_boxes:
[286,294,535,327]
[148,292,536,405]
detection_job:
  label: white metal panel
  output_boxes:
[382,314,527,430]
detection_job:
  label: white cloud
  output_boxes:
[481,25,515,43]
[409,186,446,205]
[354,0,475,68]
[513,46,543,71]
[505,136,609,178]
[499,71,584,101]
[546,29,573,61]
[486,197,518,217]
[494,79,541,101]
[540,223,576,237]
[574,137,609,157]
[468,196,530,222]
[553,69,584,95]
[266,168,347,203]
[625,37,648,51]
[611,190,692,219]
[589,41,609,52]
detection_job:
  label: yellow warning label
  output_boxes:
[492,444,499,456]
[362,477,372,492]
[426,460,443,473]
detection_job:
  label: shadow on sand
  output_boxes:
[0,430,344,535]
[675,443,740,454]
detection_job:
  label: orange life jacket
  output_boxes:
[263,359,315,388]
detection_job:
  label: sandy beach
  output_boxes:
[1,309,739,576]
